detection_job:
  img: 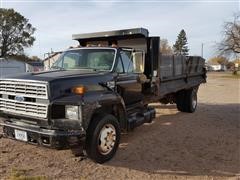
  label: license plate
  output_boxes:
[14,129,28,142]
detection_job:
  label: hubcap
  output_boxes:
[98,124,116,155]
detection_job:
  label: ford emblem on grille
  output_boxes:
[15,95,25,102]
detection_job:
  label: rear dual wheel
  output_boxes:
[176,88,198,113]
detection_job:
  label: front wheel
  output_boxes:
[86,114,120,163]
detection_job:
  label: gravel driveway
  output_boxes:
[0,72,239,180]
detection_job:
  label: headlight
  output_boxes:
[65,105,81,120]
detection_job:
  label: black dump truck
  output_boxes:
[0,28,206,163]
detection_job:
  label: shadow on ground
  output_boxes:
[107,103,240,177]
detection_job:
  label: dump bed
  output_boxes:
[157,55,206,98]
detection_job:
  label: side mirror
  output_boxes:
[132,51,145,73]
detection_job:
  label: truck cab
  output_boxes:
[52,47,147,105]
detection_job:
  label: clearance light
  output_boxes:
[72,86,86,95]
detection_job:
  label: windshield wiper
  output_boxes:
[76,67,100,72]
[51,66,65,70]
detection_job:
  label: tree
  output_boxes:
[218,13,240,57]
[226,61,235,70]
[233,58,240,64]
[208,56,236,70]
[173,29,189,55]
[0,8,36,58]
[208,56,228,65]
[160,38,173,55]
[31,56,41,61]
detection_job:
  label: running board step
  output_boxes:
[128,107,155,130]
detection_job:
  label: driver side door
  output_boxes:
[115,51,143,106]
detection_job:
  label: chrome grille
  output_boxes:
[0,79,48,99]
[0,79,49,118]
[0,98,48,118]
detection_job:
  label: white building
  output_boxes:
[43,52,61,70]
[207,62,226,71]
[0,58,43,78]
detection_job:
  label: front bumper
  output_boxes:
[0,121,85,149]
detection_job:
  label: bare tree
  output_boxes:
[218,13,240,57]
[208,56,228,65]
[160,38,173,55]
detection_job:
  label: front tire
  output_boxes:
[86,114,120,163]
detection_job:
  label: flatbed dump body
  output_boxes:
[158,55,206,98]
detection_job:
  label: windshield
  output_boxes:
[52,48,116,71]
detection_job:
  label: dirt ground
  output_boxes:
[0,72,239,180]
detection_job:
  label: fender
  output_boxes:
[82,91,128,131]
[51,90,127,131]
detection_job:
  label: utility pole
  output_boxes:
[201,41,216,59]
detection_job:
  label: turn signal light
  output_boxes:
[72,86,86,95]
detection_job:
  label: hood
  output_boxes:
[5,70,114,100]
[7,69,105,82]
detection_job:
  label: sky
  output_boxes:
[1,0,239,60]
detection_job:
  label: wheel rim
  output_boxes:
[192,92,197,109]
[98,124,116,155]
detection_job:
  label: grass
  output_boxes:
[221,72,240,79]
[221,74,240,79]
[7,168,87,180]
[8,169,47,180]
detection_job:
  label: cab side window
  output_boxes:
[121,51,133,73]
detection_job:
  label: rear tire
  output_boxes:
[176,90,186,112]
[85,114,120,164]
[176,88,198,113]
